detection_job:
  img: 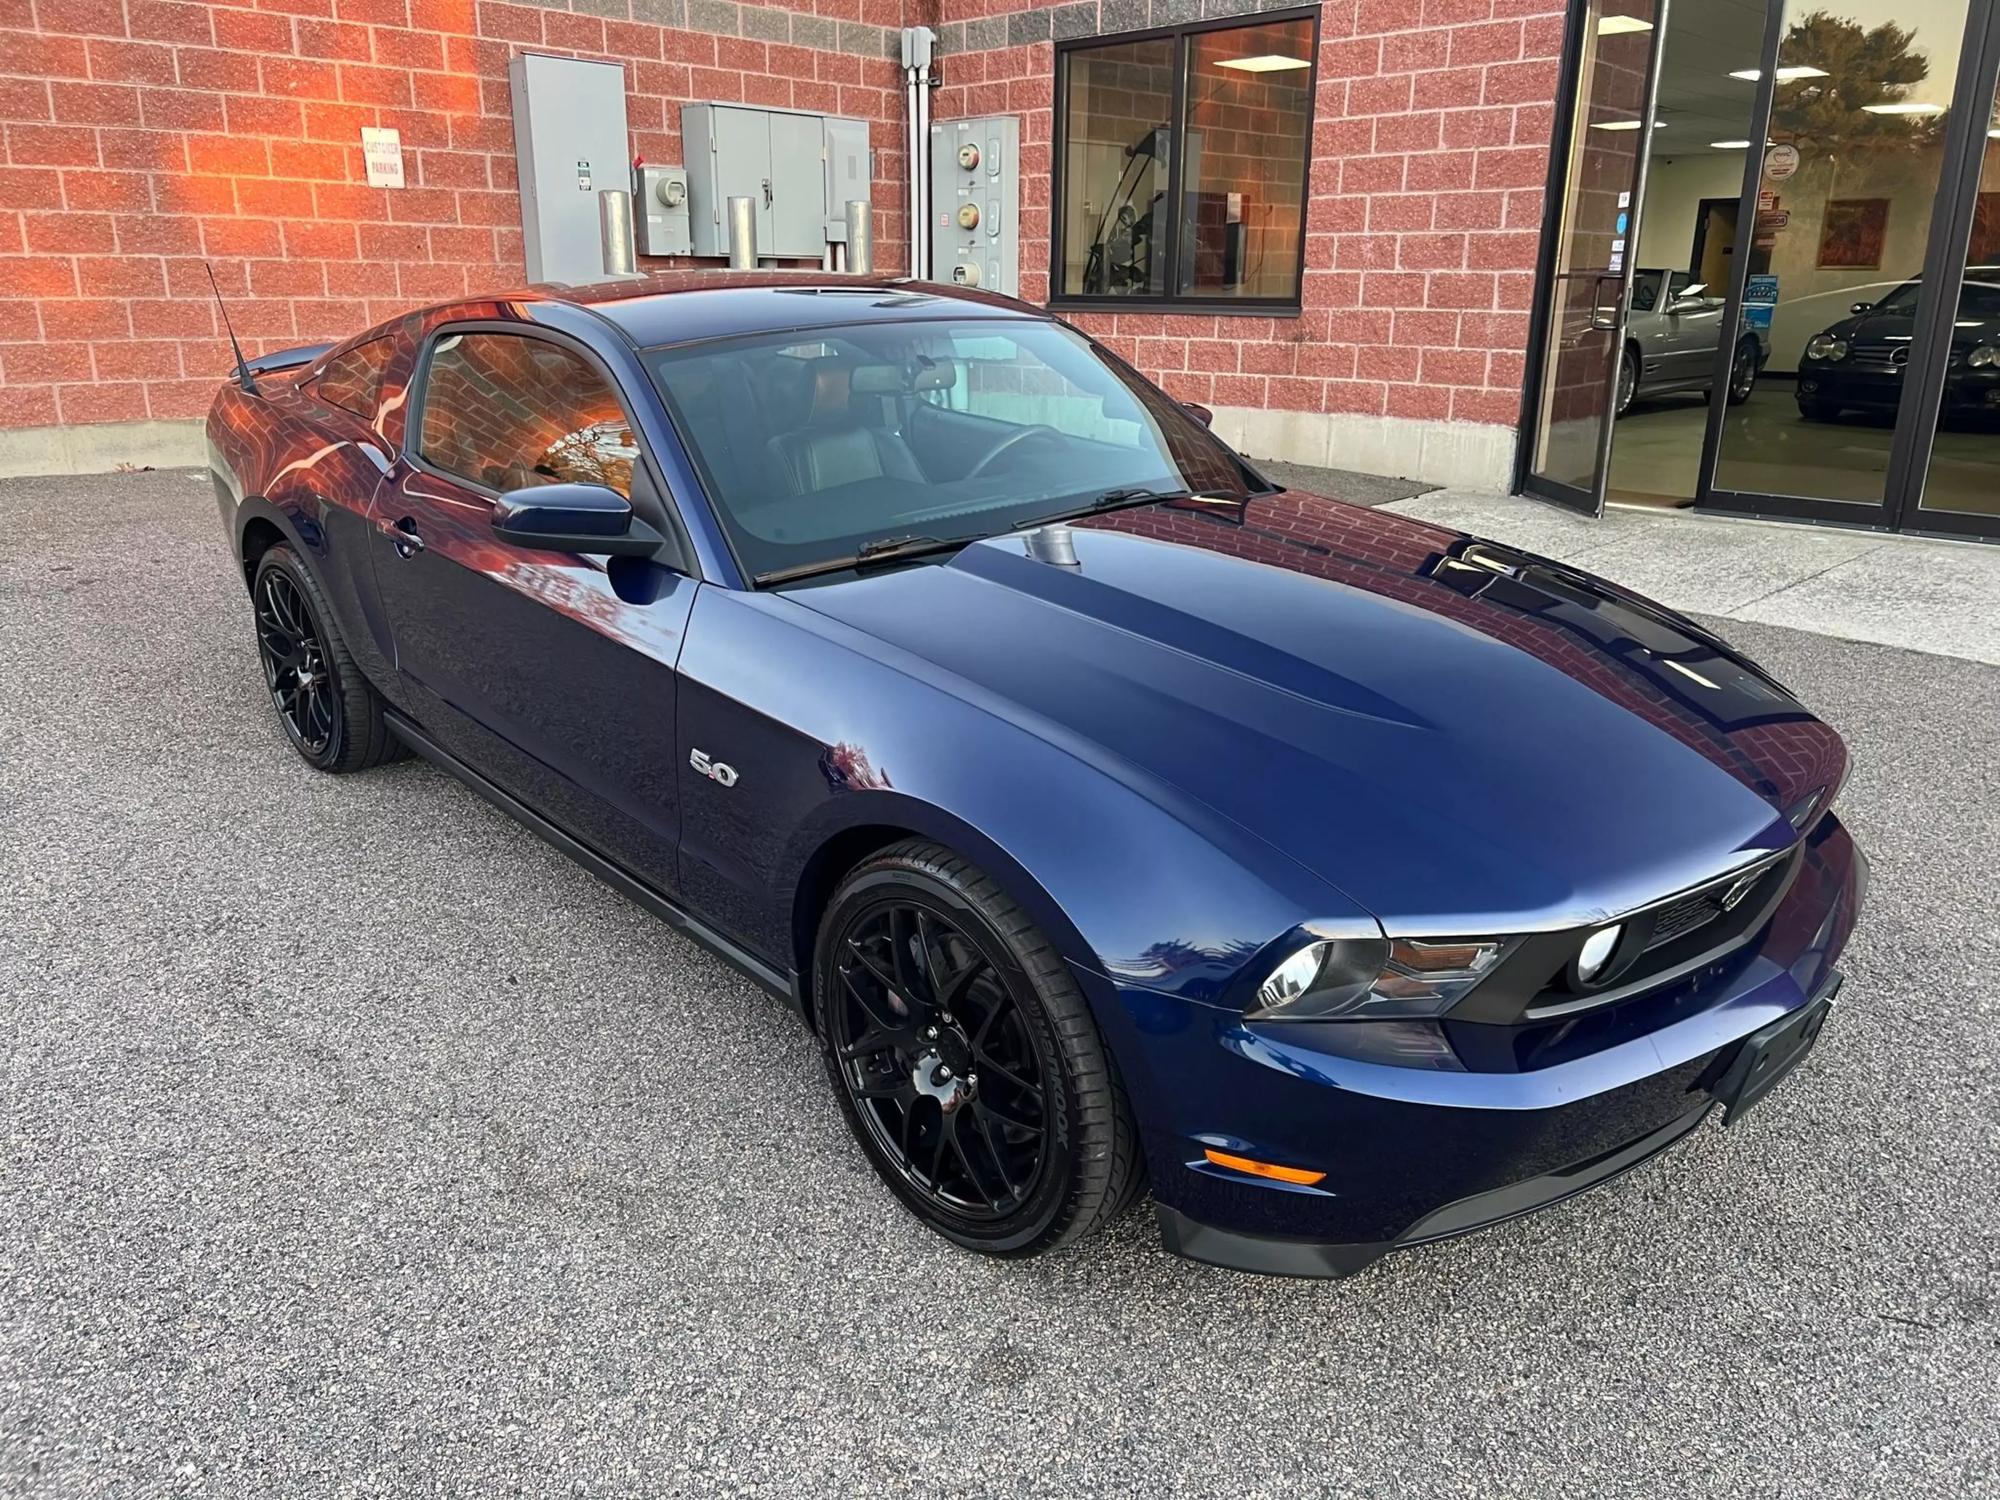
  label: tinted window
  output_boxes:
[647,317,1254,582]
[418,332,637,496]
[315,336,393,420]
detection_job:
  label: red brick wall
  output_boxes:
[0,0,914,431]
[937,0,1567,430]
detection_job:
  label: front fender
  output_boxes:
[675,585,1367,1012]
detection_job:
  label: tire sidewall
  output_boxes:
[253,545,346,771]
[812,861,1080,1255]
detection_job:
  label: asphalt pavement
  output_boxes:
[1,469,1995,1497]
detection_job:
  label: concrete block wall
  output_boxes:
[0,0,916,471]
[933,0,1568,487]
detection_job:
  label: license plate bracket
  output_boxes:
[1712,985,1838,1126]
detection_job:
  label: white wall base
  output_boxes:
[1208,406,1516,493]
[0,420,206,479]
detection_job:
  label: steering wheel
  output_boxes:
[964,424,1062,479]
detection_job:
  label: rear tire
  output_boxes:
[251,543,401,773]
[812,840,1142,1258]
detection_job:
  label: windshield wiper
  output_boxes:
[1014,485,1194,531]
[753,533,970,587]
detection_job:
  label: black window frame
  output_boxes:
[404,321,695,573]
[311,335,394,421]
[1049,5,1321,317]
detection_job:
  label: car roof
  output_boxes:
[537,272,1051,349]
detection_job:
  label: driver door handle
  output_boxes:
[1589,273,1625,333]
[390,516,424,557]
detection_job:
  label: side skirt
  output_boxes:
[384,709,805,1017]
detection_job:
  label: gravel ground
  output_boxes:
[1,469,1995,1498]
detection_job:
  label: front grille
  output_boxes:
[1644,889,1723,951]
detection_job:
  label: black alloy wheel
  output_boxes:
[250,544,402,773]
[256,564,338,760]
[814,842,1141,1257]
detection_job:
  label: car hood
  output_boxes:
[789,492,1846,935]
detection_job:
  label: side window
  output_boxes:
[417,331,638,497]
[315,336,393,420]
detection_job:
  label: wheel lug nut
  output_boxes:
[938,1066,952,1079]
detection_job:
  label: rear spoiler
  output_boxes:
[242,342,334,376]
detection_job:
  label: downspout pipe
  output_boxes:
[901,26,935,281]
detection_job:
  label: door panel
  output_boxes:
[766,111,825,259]
[1523,0,1668,513]
[371,465,695,890]
[373,327,695,892]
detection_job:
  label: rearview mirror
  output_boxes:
[1850,301,1874,315]
[492,481,665,557]
[1182,400,1214,427]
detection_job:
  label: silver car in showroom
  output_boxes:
[1617,268,1768,416]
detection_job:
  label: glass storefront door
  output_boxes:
[1702,0,1992,524]
[1524,0,2000,541]
[1523,0,1672,514]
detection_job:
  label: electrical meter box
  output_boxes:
[930,114,1020,296]
[681,104,872,260]
[509,53,630,285]
[633,164,691,257]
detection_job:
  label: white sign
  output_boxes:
[1764,143,1800,182]
[361,127,404,189]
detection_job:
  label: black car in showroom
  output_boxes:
[1795,271,2000,422]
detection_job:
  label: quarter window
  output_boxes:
[314,336,393,420]
[1055,10,1318,310]
[418,332,638,497]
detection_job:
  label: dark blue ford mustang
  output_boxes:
[207,274,1865,1277]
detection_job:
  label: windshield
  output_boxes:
[644,318,1258,582]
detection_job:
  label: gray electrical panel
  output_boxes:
[633,164,691,257]
[509,53,630,286]
[681,103,872,261]
[930,115,1020,297]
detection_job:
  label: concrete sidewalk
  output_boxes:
[1379,490,2000,668]
[1246,458,2000,667]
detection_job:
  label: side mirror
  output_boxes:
[1182,400,1214,428]
[1850,301,1874,315]
[492,481,665,557]
[1666,284,1707,312]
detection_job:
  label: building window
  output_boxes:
[1053,9,1318,311]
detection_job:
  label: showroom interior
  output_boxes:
[1521,0,2000,541]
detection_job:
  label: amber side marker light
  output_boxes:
[1203,1148,1326,1186]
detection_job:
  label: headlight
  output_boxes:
[1248,936,1505,1022]
[1805,335,1849,362]
[1970,345,1998,368]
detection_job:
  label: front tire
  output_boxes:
[1797,397,1843,423]
[812,840,1142,1258]
[1725,337,1760,405]
[251,543,400,773]
[1615,348,1638,417]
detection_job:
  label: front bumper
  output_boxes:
[1799,365,2000,412]
[1084,815,1865,1278]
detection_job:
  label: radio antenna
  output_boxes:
[205,261,258,394]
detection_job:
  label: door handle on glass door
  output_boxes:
[1589,274,1624,333]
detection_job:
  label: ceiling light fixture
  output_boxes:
[1591,119,1665,131]
[1862,101,1946,115]
[1214,53,1312,72]
[1597,14,1654,34]
[1729,65,1829,81]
